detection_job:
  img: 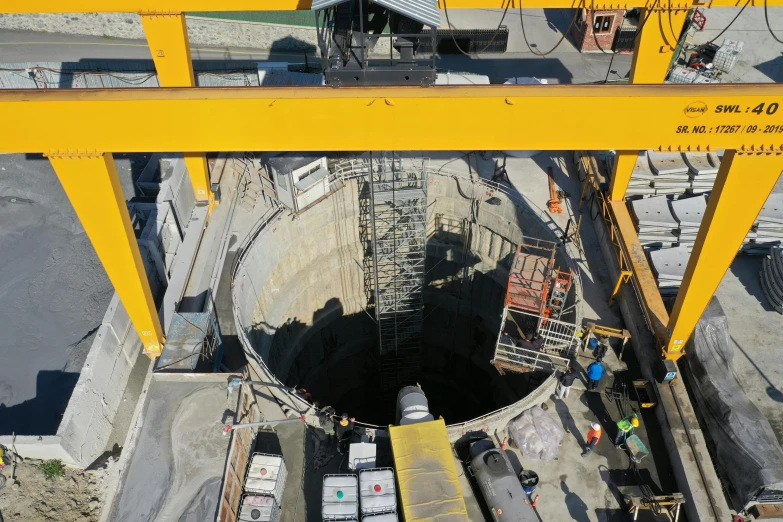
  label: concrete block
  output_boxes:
[0,435,78,465]
[85,324,122,381]
[121,328,143,366]
[55,315,140,467]
[105,293,132,345]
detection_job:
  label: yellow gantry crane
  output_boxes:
[0,0,781,361]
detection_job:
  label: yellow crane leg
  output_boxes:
[629,9,688,84]
[610,8,688,201]
[182,152,212,202]
[664,152,783,359]
[48,153,164,358]
[609,151,638,202]
[140,13,212,203]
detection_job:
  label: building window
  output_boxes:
[593,14,615,34]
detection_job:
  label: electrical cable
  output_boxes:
[436,151,473,175]
[151,312,210,372]
[664,3,685,52]
[632,0,662,44]
[519,0,583,56]
[764,0,783,44]
[152,343,209,372]
[707,0,751,44]
[1,66,251,86]
[596,0,659,80]
[442,0,512,56]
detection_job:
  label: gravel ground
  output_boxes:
[0,455,118,522]
[0,152,149,435]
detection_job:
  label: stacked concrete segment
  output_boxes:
[624,150,721,197]
[629,195,679,248]
[760,247,783,314]
[744,193,783,254]
[647,151,692,195]
[649,247,690,297]
[626,151,657,197]
[670,195,707,252]
[683,152,720,193]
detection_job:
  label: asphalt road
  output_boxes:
[0,28,632,84]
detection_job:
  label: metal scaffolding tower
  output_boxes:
[368,154,428,392]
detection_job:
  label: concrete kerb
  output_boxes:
[588,190,732,522]
[98,355,155,522]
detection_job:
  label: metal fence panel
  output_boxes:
[419,27,509,54]
[0,60,264,89]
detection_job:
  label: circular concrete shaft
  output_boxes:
[232,172,578,425]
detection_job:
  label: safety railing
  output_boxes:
[511,308,578,357]
[493,342,570,374]
[445,373,557,441]
[501,307,579,358]
[230,157,582,442]
[539,314,580,355]
[576,151,655,337]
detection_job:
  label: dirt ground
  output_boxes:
[0,457,117,522]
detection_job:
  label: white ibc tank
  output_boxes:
[245,454,287,504]
[323,474,359,520]
[359,468,397,515]
[362,514,399,521]
[238,495,280,522]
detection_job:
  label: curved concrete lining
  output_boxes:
[231,169,583,428]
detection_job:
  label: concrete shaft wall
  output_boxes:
[232,173,577,432]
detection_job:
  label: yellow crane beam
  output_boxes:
[140,13,212,203]
[0,0,779,13]
[1,85,783,153]
[666,151,783,357]
[49,153,165,357]
[610,7,688,202]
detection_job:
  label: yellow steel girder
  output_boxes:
[629,8,689,84]
[609,151,639,202]
[140,13,212,202]
[610,7,688,202]
[140,13,195,87]
[48,153,164,358]
[609,199,672,346]
[1,0,780,12]
[2,85,783,153]
[665,151,783,357]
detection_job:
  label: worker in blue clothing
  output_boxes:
[586,360,605,392]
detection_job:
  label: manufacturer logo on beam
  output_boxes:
[684,101,709,118]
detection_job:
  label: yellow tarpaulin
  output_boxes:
[389,419,470,521]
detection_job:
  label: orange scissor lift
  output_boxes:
[492,237,574,375]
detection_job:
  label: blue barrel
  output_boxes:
[518,470,539,495]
